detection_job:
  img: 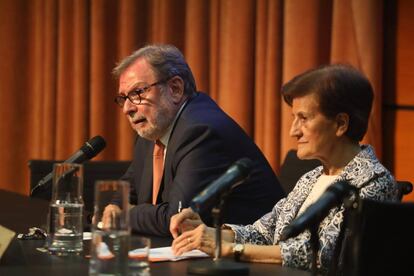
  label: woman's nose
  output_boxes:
[289,119,300,137]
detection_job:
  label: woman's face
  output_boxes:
[289,93,340,161]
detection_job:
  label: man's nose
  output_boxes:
[122,98,136,115]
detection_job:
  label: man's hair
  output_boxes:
[281,64,374,142]
[113,44,197,95]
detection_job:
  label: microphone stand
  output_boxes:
[187,192,249,275]
[212,205,222,260]
[309,223,319,276]
[328,190,361,276]
[308,189,360,276]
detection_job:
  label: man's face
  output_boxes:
[118,58,177,141]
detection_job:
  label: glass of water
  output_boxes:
[47,163,84,255]
[89,180,130,276]
[129,236,151,275]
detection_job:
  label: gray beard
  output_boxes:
[137,106,176,141]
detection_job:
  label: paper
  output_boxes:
[0,225,15,259]
[129,246,209,262]
[83,232,92,240]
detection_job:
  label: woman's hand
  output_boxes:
[169,207,203,238]
[171,224,217,256]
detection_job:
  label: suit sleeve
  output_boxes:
[120,161,138,204]
[129,124,232,236]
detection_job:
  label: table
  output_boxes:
[0,189,310,275]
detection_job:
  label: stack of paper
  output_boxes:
[129,246,209,262]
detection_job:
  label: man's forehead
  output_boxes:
[119,58,154,90]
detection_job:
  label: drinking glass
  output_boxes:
[89,180,130,276]
[129,236,151,275]
[47,163,84,255]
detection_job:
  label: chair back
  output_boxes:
[279,149,321,194]
[396,180,413,200]
[340,198,414,276]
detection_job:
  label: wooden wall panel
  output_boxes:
[383,0,414,201]
[395,0,414,105]
[392,111,414,201]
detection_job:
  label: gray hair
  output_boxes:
[113,44,197,95]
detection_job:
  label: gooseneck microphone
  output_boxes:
[30,135,106,195]
[280,180,357,241]
[190,158,253,213]
[187,158,253,275]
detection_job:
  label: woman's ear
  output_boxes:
[335,113,349,137]
[167,75,185,104]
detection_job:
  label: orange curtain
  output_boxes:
[0,0,395,195]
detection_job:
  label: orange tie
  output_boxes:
[152,140,165,205]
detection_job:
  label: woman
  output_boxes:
[170,64,398,272]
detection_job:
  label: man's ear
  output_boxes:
[167,76,185,104]
[335,113,349,137]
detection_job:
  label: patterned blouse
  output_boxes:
[226,145,398,272]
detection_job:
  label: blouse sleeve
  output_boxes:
[225,198,288,245]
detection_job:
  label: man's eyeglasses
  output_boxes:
[114,80,165,107]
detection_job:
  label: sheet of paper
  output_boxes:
[129,246,209,262]
[83,232,92,240]
[0,224,16,259]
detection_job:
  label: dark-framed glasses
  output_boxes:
[114,80,165,107]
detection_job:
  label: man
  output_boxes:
[105,44,284,236]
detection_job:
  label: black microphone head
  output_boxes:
[234,158,254,177]
[280,180,357,241]
[81,135,106,159]
[190,158,254,213]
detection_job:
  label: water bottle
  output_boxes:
[47,163,84,255]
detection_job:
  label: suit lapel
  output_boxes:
[163,93,198,195]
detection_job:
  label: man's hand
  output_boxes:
[93,204,122,229]
[169,207,203,238]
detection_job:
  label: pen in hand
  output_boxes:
[172,201,201,238]
[178,200,182,213]
[177,201,183,236]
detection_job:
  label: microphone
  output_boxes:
[280,180,356,241]
[30,135,106,195]
[190,158,253,213]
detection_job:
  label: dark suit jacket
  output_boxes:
[121,92,285,236]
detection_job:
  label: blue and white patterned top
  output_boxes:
[226,145,398,272]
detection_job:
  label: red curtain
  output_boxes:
[0,0,410,198]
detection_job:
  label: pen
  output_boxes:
[178,201,182,213]
[177,201,183,236]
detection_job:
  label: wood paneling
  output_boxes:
[383,0,414,201]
